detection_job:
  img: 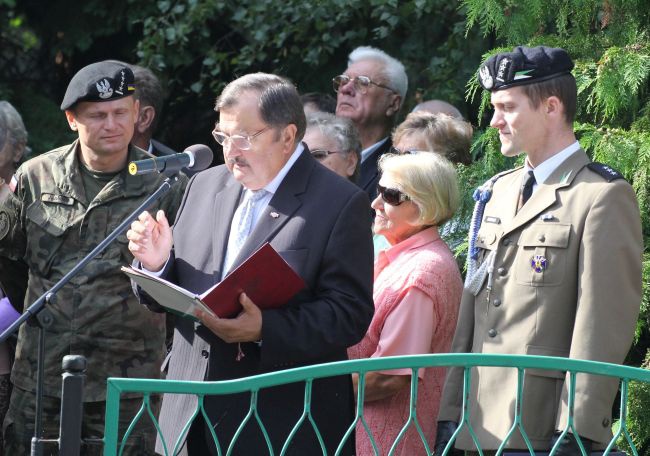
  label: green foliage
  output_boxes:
[461,0,650,442]
[135,0,489,134]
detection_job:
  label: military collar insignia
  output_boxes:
[560,170,573,184]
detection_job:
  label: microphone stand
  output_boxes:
[0,173,180,456]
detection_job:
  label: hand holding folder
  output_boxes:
[123,243,306,319]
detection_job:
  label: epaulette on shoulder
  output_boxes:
[586,162,625,182]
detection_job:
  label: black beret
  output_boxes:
[60,61,136,110]
[478,46,574,91]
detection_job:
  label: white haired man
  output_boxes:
[334,46,407,201]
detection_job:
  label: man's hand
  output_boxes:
[195,292,262,343]
[126,210,173,271]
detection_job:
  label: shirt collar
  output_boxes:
[524,141,580,184]
[379,226,440,264]
[361,137,389,163]
[261,142,304,195]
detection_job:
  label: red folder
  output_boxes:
[201,242,306,317]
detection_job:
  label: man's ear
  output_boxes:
[281,124,298,154]
[545,95,564,120]
[136,105,156,134]
[386,93,402,117]
[65,110,77,131]
[345,152,359,178]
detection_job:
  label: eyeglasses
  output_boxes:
[332,75,395,95]
[212,126,270,150]
[377,183,410,206]
[389,146,422,155]
[310,149,343,160]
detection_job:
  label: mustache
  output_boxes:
[227,157,248,167]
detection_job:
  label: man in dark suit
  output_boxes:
[334,46,407,201]
[127,73,374,455]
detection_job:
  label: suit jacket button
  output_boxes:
[602,417,610,427]
[497,267,507,276]
[201,349,209,358]
[492,298,501,307]
[538,234,546,242]
[488,329,497,338]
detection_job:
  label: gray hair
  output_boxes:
[348,46,408,106]
[0,101,28,155]
[306,112,361,156]
[379,152,459,227]
[216,73,306,142]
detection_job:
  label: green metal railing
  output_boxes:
[103,353,650,456]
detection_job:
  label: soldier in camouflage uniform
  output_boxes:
[0,61,188,455]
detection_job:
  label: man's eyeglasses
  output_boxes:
[311,149,343,160]
[212,126,270,150]
[377,184,410,206]
[389,146,421,155]
[332,75,395,95]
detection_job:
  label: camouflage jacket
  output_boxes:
[0,141,188,400]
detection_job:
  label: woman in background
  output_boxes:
[348,152,463,455]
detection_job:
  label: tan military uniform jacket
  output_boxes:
[438,149,643,449]
[0,141,187,400]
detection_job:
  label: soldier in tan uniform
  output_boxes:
[0,61,187,454]
[436,46,643,454]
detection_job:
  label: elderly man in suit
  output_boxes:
[127,72,374,455]
[334,46,407,201]
[436,46,643,454]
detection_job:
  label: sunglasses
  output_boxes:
[377,184,410,206]
[310,149,342,160]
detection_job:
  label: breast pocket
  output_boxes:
[24,197,75,275]
[515,223,571,286]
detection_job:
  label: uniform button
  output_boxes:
[502,238,511,246]
[602,418,610,427]
[488,329,497,338]
[538,234,546,242]
[201,350,209,358]
[497,267,507,276]
[492,298,501,307]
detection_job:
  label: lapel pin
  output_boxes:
[531,254,548,273]
[270,211,279,218]
[540,213,555,221]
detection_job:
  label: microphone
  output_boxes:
[128,144,213,176]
